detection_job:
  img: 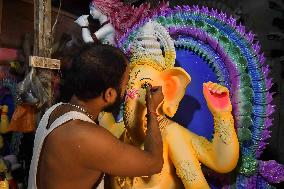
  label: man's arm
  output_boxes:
[76,121,163,177]
[143,86,163,165]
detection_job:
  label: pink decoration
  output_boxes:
[91,0,168,40]
[0,48,18,61]
[125,89,140,100]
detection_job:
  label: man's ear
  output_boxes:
[103,88,117,103]
[160,67,191,117]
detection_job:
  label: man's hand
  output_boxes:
[203,82,232,114]
[145,86,164,113]
[75,15,89,27]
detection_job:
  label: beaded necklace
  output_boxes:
[67,103,95,121]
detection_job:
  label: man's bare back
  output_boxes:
[37,104,103,189]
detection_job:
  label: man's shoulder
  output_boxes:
[62,120,119,157]
[66,120,111,141]
[67,119,100,134]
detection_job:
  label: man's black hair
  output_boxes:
[67,44,128,100]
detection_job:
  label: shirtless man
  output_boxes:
[28,44,164,189]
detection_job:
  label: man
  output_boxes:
[28,44,164,189]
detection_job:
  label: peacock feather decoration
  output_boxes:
[117,4,284,189]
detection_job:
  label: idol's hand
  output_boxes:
[203,82,232,114]
[75,15,89,27]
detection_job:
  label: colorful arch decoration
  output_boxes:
[118,5,284,188]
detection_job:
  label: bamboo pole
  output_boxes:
[0,0,3,34]
[33,0,53,107]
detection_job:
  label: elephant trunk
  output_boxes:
[123,97,147,146]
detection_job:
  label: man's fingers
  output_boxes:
[145,86,163,106]
[150,86,162,93]
[151,86,164,103]
[145,86,151,101]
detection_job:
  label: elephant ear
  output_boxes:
[160,67,191,117]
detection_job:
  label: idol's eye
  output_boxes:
[141,82,152,89]
[140,77,153,89]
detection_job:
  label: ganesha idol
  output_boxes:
[98,21,239,189]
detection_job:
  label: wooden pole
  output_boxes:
[33,0,53,107]
[34,0,52,57]
[0,0,3,34]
